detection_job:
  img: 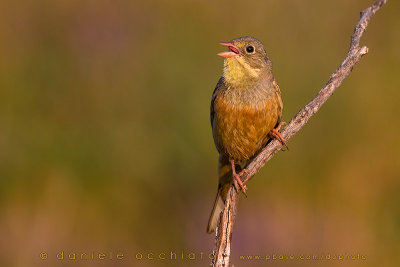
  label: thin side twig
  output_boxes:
[211,1,387,266]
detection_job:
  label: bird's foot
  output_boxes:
[233,172,248,197]
[269,122,289,150]
[230,159,247,197]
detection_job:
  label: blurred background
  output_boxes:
[0,0,399,266]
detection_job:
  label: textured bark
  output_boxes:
[211,1,387,266]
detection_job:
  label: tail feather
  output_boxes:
[206,185,225,234]
[207,155,233,234]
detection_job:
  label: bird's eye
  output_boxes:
[246,46,254,53]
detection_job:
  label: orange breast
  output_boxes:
[212,95,280,163]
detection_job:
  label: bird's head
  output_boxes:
[218,36,271,86]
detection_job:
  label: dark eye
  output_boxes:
[246,46,254,53]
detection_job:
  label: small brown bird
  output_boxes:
[207,36,285,233]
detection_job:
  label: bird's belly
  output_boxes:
[213,97,279,163]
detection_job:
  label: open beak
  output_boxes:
[217,42,240,58]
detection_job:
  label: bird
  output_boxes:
[207,36,286,233]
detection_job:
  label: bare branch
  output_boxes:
[211,1,387,266]
[211,190,238,267]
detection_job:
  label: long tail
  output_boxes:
[207,155,233,234]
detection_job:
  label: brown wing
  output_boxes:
[272,78,283,122]
[210,77,225,127]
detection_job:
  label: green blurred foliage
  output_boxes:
[0,0,399,266]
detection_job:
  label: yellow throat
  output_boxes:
[223,57,260,87]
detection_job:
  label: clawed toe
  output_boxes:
[233,173,247,197]
[269,126,289,150]
[230,159,248,197]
